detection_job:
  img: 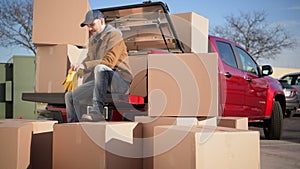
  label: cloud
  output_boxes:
[270,20,300,30]
[278,20,300,27]
[288,6,300,10]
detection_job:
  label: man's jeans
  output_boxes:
[65,64,130,122]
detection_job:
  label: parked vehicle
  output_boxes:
[278,79,299,117]
[23,1,286,139]
[208,36,285,139]
[280,72,300,107]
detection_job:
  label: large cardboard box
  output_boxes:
[27,120,57,169]
[135,116,177,169]
[217,117,248,130]
[53,122,142,169]
[148,53,218,117]
[35,45,68,92]
[0,121,33,169]
[35,44,87,92]
[128,55,148,97]
[0,119,57,169]
[171,12,209,53]
[32,0,90,46]
[135,116,217,169]
[154,125,260,169]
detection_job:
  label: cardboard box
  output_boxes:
[135,116,217,169]
[217,117,248,130]
[148,53,218,117]
[171,12,209,53]
[128,55,148,97]
[135,116,177,169]
[0,119,57,169]
[35,44,87,92]
[28,120,57,169]
[0,119,57,133]
[35,44,68,92]
[32,0,90,46]
[154,125,260,169]
[53,122,142,169]
[129,50,176,97]
[0,121,33,169]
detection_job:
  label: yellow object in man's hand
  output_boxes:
[62,68,78,92]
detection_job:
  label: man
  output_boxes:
[65,9,132,122]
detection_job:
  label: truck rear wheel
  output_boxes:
[263,101,283,140]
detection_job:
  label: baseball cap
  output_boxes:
[80,9,105,27]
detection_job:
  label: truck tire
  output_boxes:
[263,101,283,140]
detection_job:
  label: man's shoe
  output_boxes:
[81,113,105,122]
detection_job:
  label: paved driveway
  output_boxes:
[251,114,300,169]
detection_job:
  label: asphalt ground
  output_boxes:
[250,112,300,169]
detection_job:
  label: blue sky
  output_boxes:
[1,0,300,68]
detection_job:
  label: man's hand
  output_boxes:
[71,64,85,71]
[71,64,84,78]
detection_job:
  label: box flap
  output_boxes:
[0,119,57,134]
[197,117,217,127]
[67,44,88,65]
[105,122,139,144]
[176,117,198,126]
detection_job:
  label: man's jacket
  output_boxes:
[82,24,133,83]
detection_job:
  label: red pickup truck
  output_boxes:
[23,1,285,139]
[208,35,285,139]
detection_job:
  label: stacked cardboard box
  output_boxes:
[217,116,249,130]
[125,19,220,167]
[32,0,90,92]
[29,0,260,168]
[132,11,259,169]
[0,119,57,169]
[153,125,260,169]
[147,53,218,117]
[32,0,89,46]
[134,116,251,169]
[171,12,209,53]
[135,116,217,169]
[52,122,143,169]
[0,121,32,169]
[134,15,219,168]
[35,44,88,92]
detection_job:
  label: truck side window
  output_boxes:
[216,41,238,68]
[236,47,259,75]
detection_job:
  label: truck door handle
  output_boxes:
[224,72,232,78]
[245,77,252,82]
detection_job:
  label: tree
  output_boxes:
[212,11,296,60]
[0,0,35,55]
